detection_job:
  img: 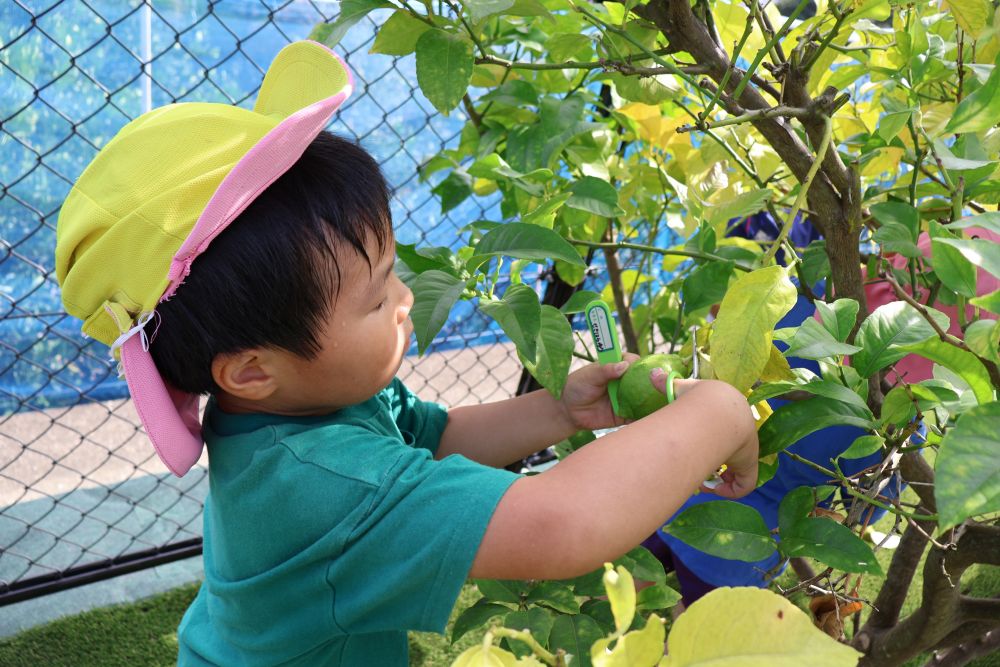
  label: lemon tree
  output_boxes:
[326,0,1000,664]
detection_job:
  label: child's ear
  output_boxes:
[211,349,278,400]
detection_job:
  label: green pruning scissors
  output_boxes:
[585,299,623,415]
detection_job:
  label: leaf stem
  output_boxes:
[763,115,833,264]
[565,238,753,271]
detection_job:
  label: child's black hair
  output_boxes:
[149,131,392,395]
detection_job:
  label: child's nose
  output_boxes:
[398,283,414,322]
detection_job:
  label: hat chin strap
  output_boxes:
[120,335,204,477]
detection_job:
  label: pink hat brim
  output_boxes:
[129,42,354,477]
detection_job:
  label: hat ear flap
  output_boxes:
[254,41,353,118]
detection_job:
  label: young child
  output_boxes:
[54,40,758,665]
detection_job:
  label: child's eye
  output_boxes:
[375,298,387,310]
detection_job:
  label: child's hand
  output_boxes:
[558,354,641,431]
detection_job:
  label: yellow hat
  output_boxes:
[55,40,354,476]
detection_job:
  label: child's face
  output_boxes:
[265,232,414,413]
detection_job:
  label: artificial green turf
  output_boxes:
[0,581,482,667]
[0,582,197,667]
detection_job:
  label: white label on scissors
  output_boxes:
[589,307,615,353]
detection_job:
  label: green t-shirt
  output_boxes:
[177,378,519,666]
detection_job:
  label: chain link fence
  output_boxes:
[0,0,540,606]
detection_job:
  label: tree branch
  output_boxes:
[864,518,931,630]
[959,596,1000,623]
[924,628,1000,666]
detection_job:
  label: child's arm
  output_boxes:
[434,364,625,468]
[468,378,758,580]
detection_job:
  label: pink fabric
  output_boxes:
[864,227,999,383]
[164,91,349,298]
[121,335,203,476]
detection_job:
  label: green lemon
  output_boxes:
[618,353,688,420]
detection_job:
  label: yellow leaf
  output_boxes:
[662,588,862,666]
[759,343,796,382]
[603,563,636,636]
[944,0,993,38]
[592,614,666,667]
[451,643,520,667]
[709,266,797,392]
[860,147,904,179]
[716,237,764,256]
[713,0,765,54]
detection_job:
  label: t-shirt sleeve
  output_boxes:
[330,444,519,635]
[387,377,449,455]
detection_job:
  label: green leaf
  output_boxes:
[758,396,876,457]
[474,578,528,604]
[898,338,995,404]
[547,34,593,63]
[710,265,798,392]
[839,434,885,460]
[432,170,473,213]
[308,0,395,47]
[815,298,860,343]
[617,545,668,585]
[950,211,1000,236]
[663,588,862,666]
[501,608,554,657]
[370,11,431,56]
[549,615,604,667]
[800,240,831,289]
[479,284,541,362]
[931,139,997,170]
[965,319,1000,366]
[396,243,459,275]
[506,0,553,19]
[566,176,626,218]
[410,270,466,354]
[874,222,921,258]
[777,486,815,535]
[521,193,571,227]
[945,62,1000,134]
[466,0,515,22]
[851,301,949,378]
[970,288,1000,314]
[415,29,474,114]
[666,501,778,562]
[933,237,1000,280]
[519,305,574,398]
[780,517,882,574]
[748,379,871,415]
[871,201,920,240]
[784,318,863,360]
[703,189,773,228]
[580,599,615,634]
[636,583,682,612]
[930,221,978,298]
[682,260,735,314]
[880,386,917,428]
[935,401,1000,528]
[451,599,510,642]
[560,290,602,315]
[877,110,913,142]
[475,223,585,266]
[525,581,580,614]
[609,72,680,105]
